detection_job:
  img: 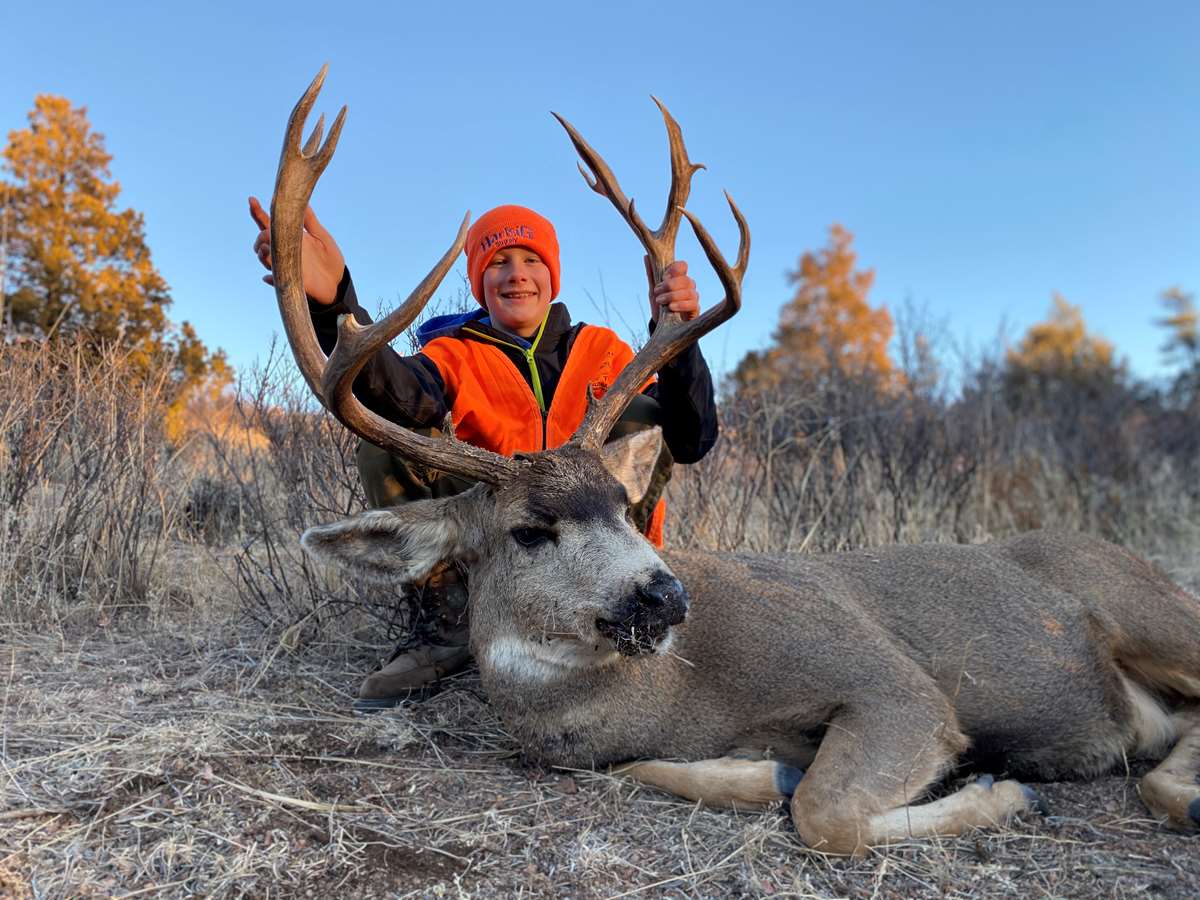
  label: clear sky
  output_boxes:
[4,0,1198,383]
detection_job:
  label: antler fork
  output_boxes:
[553,100,750,451]
[272,66,522,486]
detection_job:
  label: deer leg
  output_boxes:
[614,755,805,811]
[1140,706,1200,830]
[790,703,1042,856]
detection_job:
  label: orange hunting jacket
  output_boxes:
[421,326,667,546]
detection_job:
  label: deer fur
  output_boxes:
[302,430,1200,856]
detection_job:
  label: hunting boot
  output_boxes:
[354,562,472,710]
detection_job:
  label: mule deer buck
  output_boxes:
[270,68,1200,855]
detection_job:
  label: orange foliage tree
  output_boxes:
[1004,294,1123,408]
[735,224,894,389]
[1,95,225,401]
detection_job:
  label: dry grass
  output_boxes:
[4,624,1199,899]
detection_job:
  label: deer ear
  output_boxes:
[301,490,480,583]
[599,427,663,505]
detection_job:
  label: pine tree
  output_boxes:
[1,95,223,390]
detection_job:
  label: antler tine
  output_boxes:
[324,211,471,399]
[647,96,706,282]
[552,100,705,290]
[272,67,522,486]
[682,191,750,306]
[573,191,751,452]
[272,65,345,406]
[552,111,655,253]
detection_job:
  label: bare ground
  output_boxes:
[2,624,1198,899]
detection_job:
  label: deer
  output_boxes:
[269,67,1200,856]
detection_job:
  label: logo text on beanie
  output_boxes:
[479,224,535,253]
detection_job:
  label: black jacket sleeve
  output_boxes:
[308,267,449,429]
[644,321,720,464]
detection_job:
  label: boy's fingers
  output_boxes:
[263,274,275,286]
[656,276,696,295]
[254,235,272,270]
[248,196,270,230]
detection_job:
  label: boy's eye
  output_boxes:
[511,526,555,548]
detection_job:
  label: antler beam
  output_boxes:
[272,66,522,486]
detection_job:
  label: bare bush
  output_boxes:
[0,338,189,625]
[668,332,1200,592]
[197,342,415,641]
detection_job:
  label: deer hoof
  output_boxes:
[976,774,995,790]
[774,764,805,799]
[1188,796,1200,827]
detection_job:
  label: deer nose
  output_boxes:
[636,574,689,624]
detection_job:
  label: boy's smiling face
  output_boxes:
[481,246,553,338]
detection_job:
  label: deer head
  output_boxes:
[272,67,747,664]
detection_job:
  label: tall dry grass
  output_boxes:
[669,341,1200,590]
[0,338,402,637]
[2,328,1197,634]
[0,338,186,626]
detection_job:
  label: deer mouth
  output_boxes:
[594,589,687,657]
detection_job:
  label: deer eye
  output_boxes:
[511,526,555,548]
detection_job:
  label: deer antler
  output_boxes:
[271,66,522,486]
[553,100,750,451]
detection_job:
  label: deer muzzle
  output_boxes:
[595,573,689,657]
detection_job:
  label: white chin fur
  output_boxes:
[482,630,677,683]
[482,635,621,683]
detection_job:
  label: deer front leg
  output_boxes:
[1140,706,1200,830]
[615,753,806,811]
[791,701,1042,856]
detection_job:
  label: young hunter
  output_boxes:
[249,199,719,706]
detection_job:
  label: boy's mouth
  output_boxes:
[501,291,537,300]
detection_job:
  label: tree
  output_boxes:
[1,95,224,390]
[1157,287,1198,366]
[735,224,894,389]
[1004,294,1122,403]
[1002,294,1137,490]
[1156,286,1200,408]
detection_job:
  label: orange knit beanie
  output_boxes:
[466,205,561,304]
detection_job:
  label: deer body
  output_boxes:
[480,532,1199,781]
[306,448,1200,854]
[271,69,1200,855]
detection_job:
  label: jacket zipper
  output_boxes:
[461,313,551,448]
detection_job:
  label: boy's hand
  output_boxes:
[648,259,700,322]
[249,196,345,306]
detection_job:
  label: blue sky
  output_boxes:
[4,1,1198,383]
